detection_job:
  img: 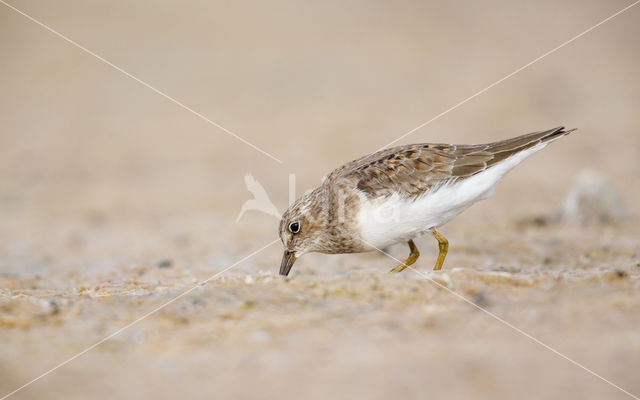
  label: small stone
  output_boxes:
[157,259,173,269]
[40,299,60,315]
[614,269,628,279]
[472,292,489,307]
[560,169,628,225]
[191,297,206,306]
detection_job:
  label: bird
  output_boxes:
[236,173,281,222]
[278,126,576,276]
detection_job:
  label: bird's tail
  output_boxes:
[484,126,576,154]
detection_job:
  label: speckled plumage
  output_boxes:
[279,127,576,276]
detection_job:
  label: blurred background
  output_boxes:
[1,0,639,399]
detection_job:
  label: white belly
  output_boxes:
[356,143,546,249]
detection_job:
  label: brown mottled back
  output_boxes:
[327,127,575,199]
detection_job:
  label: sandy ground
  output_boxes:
[1,0,640,399]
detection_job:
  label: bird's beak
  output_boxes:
[279,250,296,276]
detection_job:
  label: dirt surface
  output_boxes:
[1,0,640,399]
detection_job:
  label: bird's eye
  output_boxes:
[289,221,300,234]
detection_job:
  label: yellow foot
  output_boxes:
[431,228,449,271]
[389,240,420,273]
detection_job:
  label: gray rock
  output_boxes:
[560,169,628,224]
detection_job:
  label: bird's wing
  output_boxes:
[331,127,574,199]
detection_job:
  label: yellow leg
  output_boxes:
[390,240,420,273]
[431,228,449,270]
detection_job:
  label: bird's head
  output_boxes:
[278,188,327,276]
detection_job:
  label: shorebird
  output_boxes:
[278,127,576,276]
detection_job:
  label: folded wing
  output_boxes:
[331,126,575,199]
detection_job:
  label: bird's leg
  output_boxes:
[389,240,420,273]
[431,228,449,270]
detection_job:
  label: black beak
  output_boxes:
[279,250,296,276]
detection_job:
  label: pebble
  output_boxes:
[39,299,60,315]
[560,169,628,225]
[157,259,174,269]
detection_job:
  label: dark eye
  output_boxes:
[289,221,300,234]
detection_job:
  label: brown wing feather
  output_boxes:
[329,126,575,198]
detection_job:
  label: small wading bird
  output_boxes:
[279,127,576,276]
